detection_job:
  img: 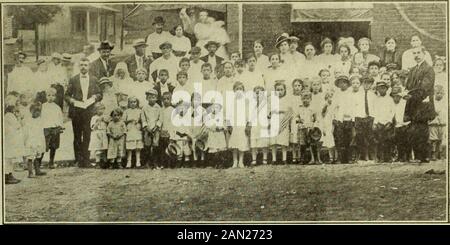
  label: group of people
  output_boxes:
[3,13,447,185]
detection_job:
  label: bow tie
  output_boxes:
[81,75,87,78]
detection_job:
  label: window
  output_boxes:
[71,10,86,33]
[89,11,98,34]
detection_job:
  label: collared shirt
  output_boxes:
[141,103,162,129]
[135,54,145,70]
[207,55,217,71]
[41,102,64,128]
[100,58,109,72]
[352,89,375,118]
[372,95,395,124]
[149,55,180,81]
[80,74,89,101]
[145,31,173,54]
[393,100,409,127]
[189,60,205,84]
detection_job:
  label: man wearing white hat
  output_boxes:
[7,51,34,94]
[125,38,152,81]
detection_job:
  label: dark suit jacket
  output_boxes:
[124,54,152,81]
[89,58,116,80]
[405,60,436,122]
[200,54,224,66]
[64,74,102,119]
[154,82,176,106]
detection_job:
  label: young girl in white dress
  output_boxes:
[227,81,250,168]
[88,103,109,167]
[124,97,144,168]
[23,102,47,177]
[240,53,265,91]
[320,91,337,163]
[249,86,270,165]
[269,82,292,164]
[204,103,227,155]
[4,104,24,184]
[107,108,127,168]
[112,62,134,95]
[434,57,447,92]
[290,79,303,163]
[316,38,339,75]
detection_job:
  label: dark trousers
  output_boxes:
[354,117,374,160]
[408,122,430,162]
[334,120,354,163]
[374,122,394,162]
[158,136,171,167]
[394,125,410,162]
[71,112,92,167]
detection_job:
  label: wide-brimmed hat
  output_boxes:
[51,52,62,60]
[289,36,300,43]
[204,41,220,49]
[166,142,182,158]
[275,35,291,48]
[390,86,406,97]
[15,51,27,58]
[309,127,322,142]
[97,41,114,51]
[99,77,113,85]
[189,46,202,55]
[133,38,148,48]
[334,75,350,87]
[152,16,165,25]
[194,139,207,152]
[61,53,72,62]
[159,41,172,50]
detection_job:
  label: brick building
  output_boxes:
[242,2,447,58]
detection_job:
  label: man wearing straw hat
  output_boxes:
[125,38,152,81]
[7,51,33,94]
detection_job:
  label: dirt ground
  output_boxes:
[4,160,447,223]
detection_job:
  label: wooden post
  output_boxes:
[86,10,90,43]
[120,5,125,50]
[34,22,39,61]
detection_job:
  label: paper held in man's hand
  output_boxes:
[73,97,96,109]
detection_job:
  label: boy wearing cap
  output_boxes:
[141,89,162,168]
[125,39,152,81]
[391,86,411,162]
[333,75,354,163]
[146,16,172,60]
[372,80,395,163]
[353,76,376,162]
[149,41,180,83]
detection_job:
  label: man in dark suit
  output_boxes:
[200,41,224,76]
[405,46,436,163]
[125,39,152,81]
[65,58,103,167]
[89,41,116,79]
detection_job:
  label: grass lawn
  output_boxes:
[4,160,447,222]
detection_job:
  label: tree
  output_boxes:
[7,5,62,60]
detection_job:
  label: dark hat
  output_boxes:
[159,41,172,50]
[36,59,46,65]
[189,46,202,55]
[61,53,72,62]
[97,41,114,51]
[309,127,322,142]
[390,86,406,97]
[289,36,300,43]
[166,142,181,158]
[334,75,350,87]
[360,76,375,84]
[376,80,389,88]
[386,63,398,71]
[204,41,220,49]
[153,16,165,25]
[275,35,291,48]
[99,77,113,85]
[195,139,207,152]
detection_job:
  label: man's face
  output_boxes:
[290,42,298,52]
[161,47,172,56]
[100,49,111,60]
[135,45,145,56]
[79,61,89,74]
[159,72,169,82]
[52,58,61,65]
[17,54,26,64]
[410,36,422,48]
[199,11,208,23]
[377,86,388,96]
[412,48,425,63]
[154,23,164,32]
[207,45,218,55]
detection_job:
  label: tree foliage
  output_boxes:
[7,5,62,29]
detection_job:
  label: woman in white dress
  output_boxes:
[253,39,270,72]
[301,42,320,80]
[239,53,265,91]
[316,38,339,74]
[276,35,296,69]
[334,43,353,78]
[401,35,434,70]
[170,24,192,57]
[263,53,291,94]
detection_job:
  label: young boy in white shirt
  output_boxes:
[41,87,64,168]
[372,80,395,163]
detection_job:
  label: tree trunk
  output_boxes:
[120,5,125,50]
[34,22,39,61]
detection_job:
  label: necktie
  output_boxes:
[365,90,370,116]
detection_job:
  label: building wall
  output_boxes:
[242,3,447,57]
[371,3,447,57]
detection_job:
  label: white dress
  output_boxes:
[204,112,227,152]
[88,115,109,152]
[249,96,270,148]
[269,96,291,147]
[256,54,270,72]
[23,117,46,160]
[320,102,337,148]
[7,65,34,94]
[124,108,144,150]
[171,35,192,56]
[227,94,250,151]
[4,113,25,159]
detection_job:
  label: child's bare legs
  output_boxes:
[316,145,322,164]
[262,148,268,164]
[328,148,334,163]
[48,148,57,168]
[232,149,238,168]
[309,146,315,164]
[126,150,133,168]
[271,146,277,163]
[27,159,34,178]
[136,149,141,167]
[291,145,298,163]
[238,151,245,168]
[281,146,287,163]
[251,148,258,165]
